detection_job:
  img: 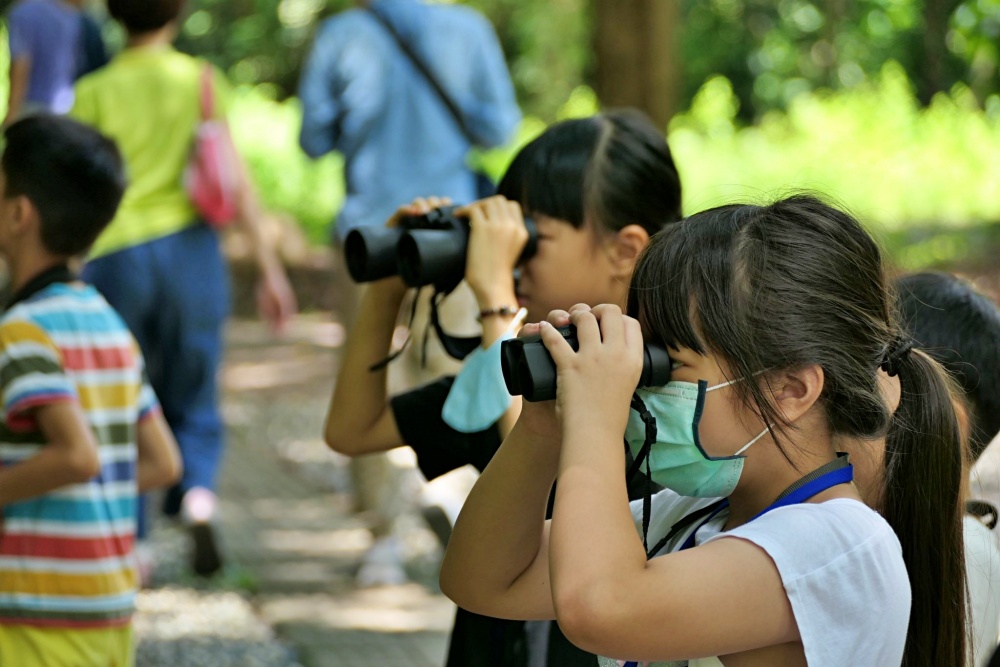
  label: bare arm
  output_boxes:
[4,57,30,127]
[0,402,100,506]
[324,198,450,456]
[136,412,182,493]
[439,401,561,620]
[232,150,298,334]
[323,277,409,456]
[460,196,528,438]
[543,306,798,661]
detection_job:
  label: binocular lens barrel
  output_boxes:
[398,229,470,289]
[344,227,405,283]
[344,207,538,292]
[502,325,672,402]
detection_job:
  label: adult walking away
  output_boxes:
[4,0,107,123]
[299,0,520,251]
[71,0,297,577]
[299,0,520,587]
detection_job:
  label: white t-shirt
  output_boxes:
[970,432,1000,547]
[969,434,1000,666]
[597,490,910,667]
[966,514,1000,667]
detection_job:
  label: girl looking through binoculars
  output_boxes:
[323,109,683,667]
[440,195,968,667]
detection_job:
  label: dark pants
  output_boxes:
[83,224,230,536]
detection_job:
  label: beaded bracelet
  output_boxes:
[477,305,520,322]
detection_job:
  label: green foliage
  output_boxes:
[175,0,590,117]
[679,0,980,119]
[668,62,1000,236]
[232,65,1000,271]
[176,0,353,100]
[227,91,342,244]
[456,0,591,120]
[174,0,1000,122]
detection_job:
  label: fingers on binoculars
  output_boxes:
[539,320,573,361]
[518,322,540,337]
[544,309,571,327]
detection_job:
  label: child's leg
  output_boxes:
[0,624,134,667]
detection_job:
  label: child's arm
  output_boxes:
[439,313,571,621]
[323,276,409,456]
[542,306,798,661]
[324,198,447,457]
[0,402,100,506]
[136,412,182,493]
[439,399,561,620]
[460,196,528,437]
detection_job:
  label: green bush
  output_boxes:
[205,63,1000,270]
[669,62,1000,232]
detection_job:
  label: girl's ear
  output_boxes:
[770,364,824,424]
[609,224,650,278]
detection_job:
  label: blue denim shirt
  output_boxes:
[298,0,521,241]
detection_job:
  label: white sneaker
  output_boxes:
[355,535,407,588]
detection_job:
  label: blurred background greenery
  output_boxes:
[6,0,1000,271]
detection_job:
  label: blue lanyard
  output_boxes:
[679,456,854,551]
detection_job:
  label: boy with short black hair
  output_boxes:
[0,115,181,666]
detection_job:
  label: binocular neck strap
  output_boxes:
[367,288,424,372]
[430,291,482,361]
[367,288,482,373]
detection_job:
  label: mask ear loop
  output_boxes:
[627,393,657,553]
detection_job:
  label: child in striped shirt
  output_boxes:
[0,115,181,666]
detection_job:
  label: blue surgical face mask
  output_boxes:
[624,379,769,498]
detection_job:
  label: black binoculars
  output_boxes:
[501,324,672,402]
[344,206,538,293]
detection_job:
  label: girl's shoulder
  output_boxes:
[709,499,910,666]
[711,498,904,578]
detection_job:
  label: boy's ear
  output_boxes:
[610,224,650,278]
[10,195,39,232]
[769,364,824,424]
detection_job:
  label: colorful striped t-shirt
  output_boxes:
[0,282,158,628]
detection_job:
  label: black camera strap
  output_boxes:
[368,286,483,372]
[430,290,482,361]
[366,6,477,146]
[368,287,423,372]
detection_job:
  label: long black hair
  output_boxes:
[895,271,1000,460]
[497,109,683,237]
[627,194,968,667]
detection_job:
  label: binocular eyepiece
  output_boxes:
[345,206,538,293]
[501,324,672,402]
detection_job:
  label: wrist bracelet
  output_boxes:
[477,305,519,322]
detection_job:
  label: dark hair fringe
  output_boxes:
[497,109,682,238]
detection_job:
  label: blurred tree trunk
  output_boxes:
[918,0,960,103]
[593,0,680,129]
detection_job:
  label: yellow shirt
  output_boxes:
[71,45,231,258]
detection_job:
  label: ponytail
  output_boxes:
[882,349,969,667]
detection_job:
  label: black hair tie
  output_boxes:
[880,335,915,378]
